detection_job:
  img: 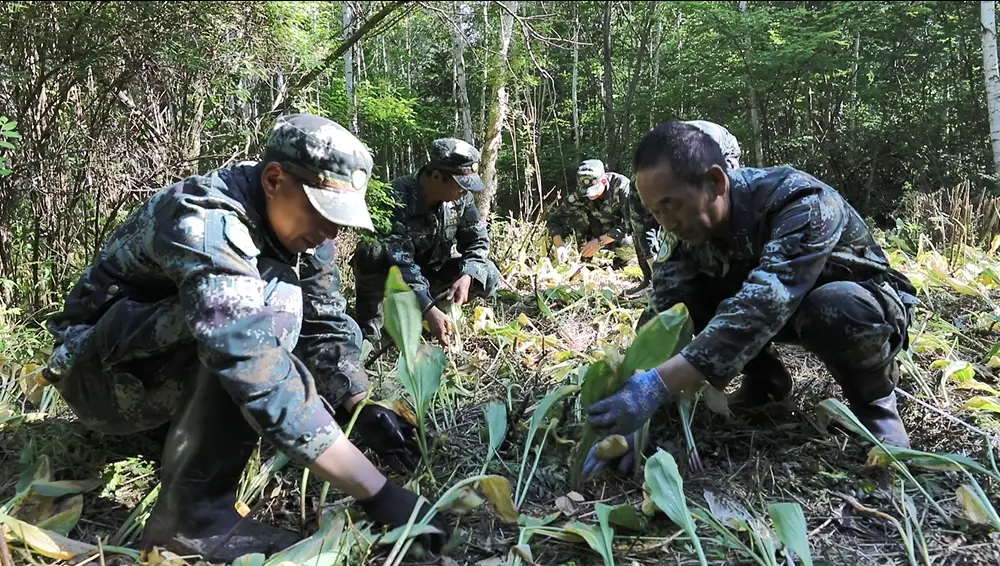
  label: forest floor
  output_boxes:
[2,218,1000,566]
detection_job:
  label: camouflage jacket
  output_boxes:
[547,172,633,243]
[382,171,491,309]
[649,166,917,389]
[629,120,743,258]
[45,163,368,466]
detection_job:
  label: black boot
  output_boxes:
[844,361,910,448]
[625,256,652,297]
[849,390,910,449]
[141,367,301,563]
[727,345,794,410]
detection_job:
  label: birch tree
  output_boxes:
[982,0,1000,176]
[477,0,518,220]
[739,0,764,167]
[453,1,474,143]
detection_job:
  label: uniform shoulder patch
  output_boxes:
[223,214,260,259]
[655,231,679,263]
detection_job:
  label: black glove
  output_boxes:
[353,404,421,475]
[358,478,450,553]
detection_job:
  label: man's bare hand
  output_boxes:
[424,306,452,345]
[449,274,473,306]
[581,238,603,258]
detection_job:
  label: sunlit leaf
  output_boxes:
[606,504,646,532]
[644,450,707,566]
[263,509,349,566]
[703,490,753,530]
[532,522,613,566]
[383,265,422,367]
[865,445,998,479]
[964,396,1000,414]
[622,303,694,377]
[477,476,519,523]
[0,512,101,560]
[943,361,976,384]
[594,435,629,460]
[768,502,813,566]
[232,554,267,566]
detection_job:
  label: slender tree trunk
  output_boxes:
[572,2,580,155]
[476,0,517,220]
[343,1,358,133]
[602,2,617,168]
[650,15,664,130]
[982,1,1000,176]
[739,0,764,166]
[849,31,860,133]
[479,2,489,143]
[453,1,473,142]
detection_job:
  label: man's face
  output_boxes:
[636,163,728,246]
[430,170,465,202]
[262,163,342,254]
[579,174,606,200]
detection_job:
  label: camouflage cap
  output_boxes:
[265,113,375,231]
[578,159,607,198]
[428,138,485,192]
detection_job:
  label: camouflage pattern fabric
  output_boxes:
[351,171,498,341]
[547,172,633,244]
[642,166,918,398]
[44,163,368,467]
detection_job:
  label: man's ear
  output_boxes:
[706,165,728,198]
[261,162,284,199]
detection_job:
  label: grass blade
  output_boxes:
[482,400,508,475]
[767,502,813,566]
[515,384,580,505]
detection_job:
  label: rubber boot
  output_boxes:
[727,345,794,410]
[141,367,301,562]
[843,361,910,448]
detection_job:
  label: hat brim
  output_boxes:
[453,172,485,192]
[302,184,375,232]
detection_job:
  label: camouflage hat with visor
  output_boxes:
[577,159,607,198]
[264,113,375,231]
[428,138,485,192]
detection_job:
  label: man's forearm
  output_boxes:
[308,434,387,500]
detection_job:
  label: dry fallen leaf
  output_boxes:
[566,491,585,503]
[555,496,577,517]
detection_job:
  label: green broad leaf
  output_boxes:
[382,265,422,367]
[703,490,753,531]
[516,384,580,501]
[767,502,813,566]
[943,361,976,384]
[605,503,647,532]
[645,450,708,566]
[17,456,51,494]
[232,554,267,566]
[817,398,882,446]
[1,130,18,139]
[264,509,350,566]
[622,303,694,377]
[866,445,999,480]
[964,396,1000,415]
[0,140,15,150]
[594,504,617,565]
[410,344,445,419]
[484,400,507,463]
[36,495,83,537]
[1,119,16,130]
[956,481,1000,529]
[518,511,561,528]
[30,480,104,498]
[532,522,614,566]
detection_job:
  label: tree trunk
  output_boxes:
[572,2,580,155]
[650,15,664,130]
[479,2,489,143]
[476,0,517,220]
[849,30,860,133]
[739,0,764,166]
[343,1,358,133]
[602,2,617,168]
[453,1,473,142]
[982,1,1000,176]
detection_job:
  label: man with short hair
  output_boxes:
[582,121,917,478]
[42,114,448,561]
[547,159,634,266]
[628,120,742,294]
[352,138,500,346]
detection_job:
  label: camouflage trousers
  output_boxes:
[352,245,500,344]
[46,258,337,435]
[642,276,912,403]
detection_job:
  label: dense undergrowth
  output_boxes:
[2,213,1000,566]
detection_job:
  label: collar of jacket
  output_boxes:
[224,162,298,264]
[720,168,757,260]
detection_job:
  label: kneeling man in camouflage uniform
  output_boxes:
[42,114,448,561]
[583,121,917,477]
[352,138,500,345]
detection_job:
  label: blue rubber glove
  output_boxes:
[583,432,636,480]
[585,368,670,437]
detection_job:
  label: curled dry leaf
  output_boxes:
[555,496,578,517]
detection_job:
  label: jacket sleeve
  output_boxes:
[152,206,340,467]
[294,240,370,407]
[679,188,846,388]
[628,190,660,258]
[456,193,492,286]
[383,197,435,310]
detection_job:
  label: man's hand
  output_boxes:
[357,478,451,553]
[581,238,603,258]
[449,274,473,306]
[585,367,671,436]
[424,306,452,345]
[354,405,420,475]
